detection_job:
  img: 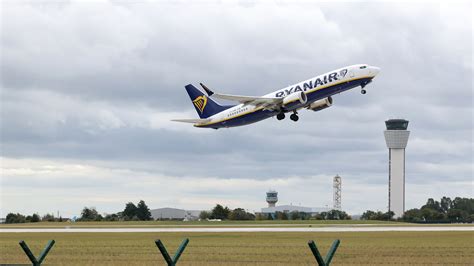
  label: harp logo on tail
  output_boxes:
[193,96,207,113]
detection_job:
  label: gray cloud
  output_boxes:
[1,1,472,216]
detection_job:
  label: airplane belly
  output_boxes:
[197,109,276,128]
[225,109,276,127]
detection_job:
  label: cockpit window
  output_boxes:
[360,66,367,69]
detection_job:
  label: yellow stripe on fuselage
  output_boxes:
[195,76,372,127]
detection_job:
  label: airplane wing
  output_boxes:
[171,118,210,123]
[200,83,282,110]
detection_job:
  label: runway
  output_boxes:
[1,226,473,233]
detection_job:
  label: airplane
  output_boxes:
[173,64,380,129]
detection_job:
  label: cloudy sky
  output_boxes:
[1,0,472,218]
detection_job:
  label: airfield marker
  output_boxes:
[308,239,340,266]
[154,238,189,266]
[18,240,55,266]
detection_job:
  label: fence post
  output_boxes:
[19,240,55,266]
[308,239,340,266]
[155,238,189,266]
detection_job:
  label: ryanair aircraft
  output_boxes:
[173,64,380,129]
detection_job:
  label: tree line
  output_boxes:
[5,196,471,224]
[254,209,351,220]
[3,200,152,223]
[199,204,351,221]
[78,200,152,221]
[402,197,473,223]
[199,204,255,220]
[4,213,62,223]
[361,196,473,223]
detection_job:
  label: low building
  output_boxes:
[150,208,202,221]
[259,190,330,217]
[260,205,330,215]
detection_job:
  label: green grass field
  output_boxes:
[2,220,469,228]
[1,231,472,265]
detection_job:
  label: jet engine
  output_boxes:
[282,92,307,110]
[307,96,333,112]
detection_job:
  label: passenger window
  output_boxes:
[360,66,367,69]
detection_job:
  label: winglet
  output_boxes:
[200,83,214,96]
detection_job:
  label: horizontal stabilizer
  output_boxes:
[171,118,210,124]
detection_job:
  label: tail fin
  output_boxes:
[185,84,231,118]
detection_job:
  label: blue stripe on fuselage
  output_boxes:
[195,77,372,129]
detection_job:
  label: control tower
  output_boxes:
[266,190,278,207]
[384,119,410,218]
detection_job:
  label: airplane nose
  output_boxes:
[370,66,380,76]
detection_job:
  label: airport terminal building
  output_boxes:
[260,205,330,215]
[259,190,330,216]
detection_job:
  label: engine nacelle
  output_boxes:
[282,92,307,109]
[307,96,333,112]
